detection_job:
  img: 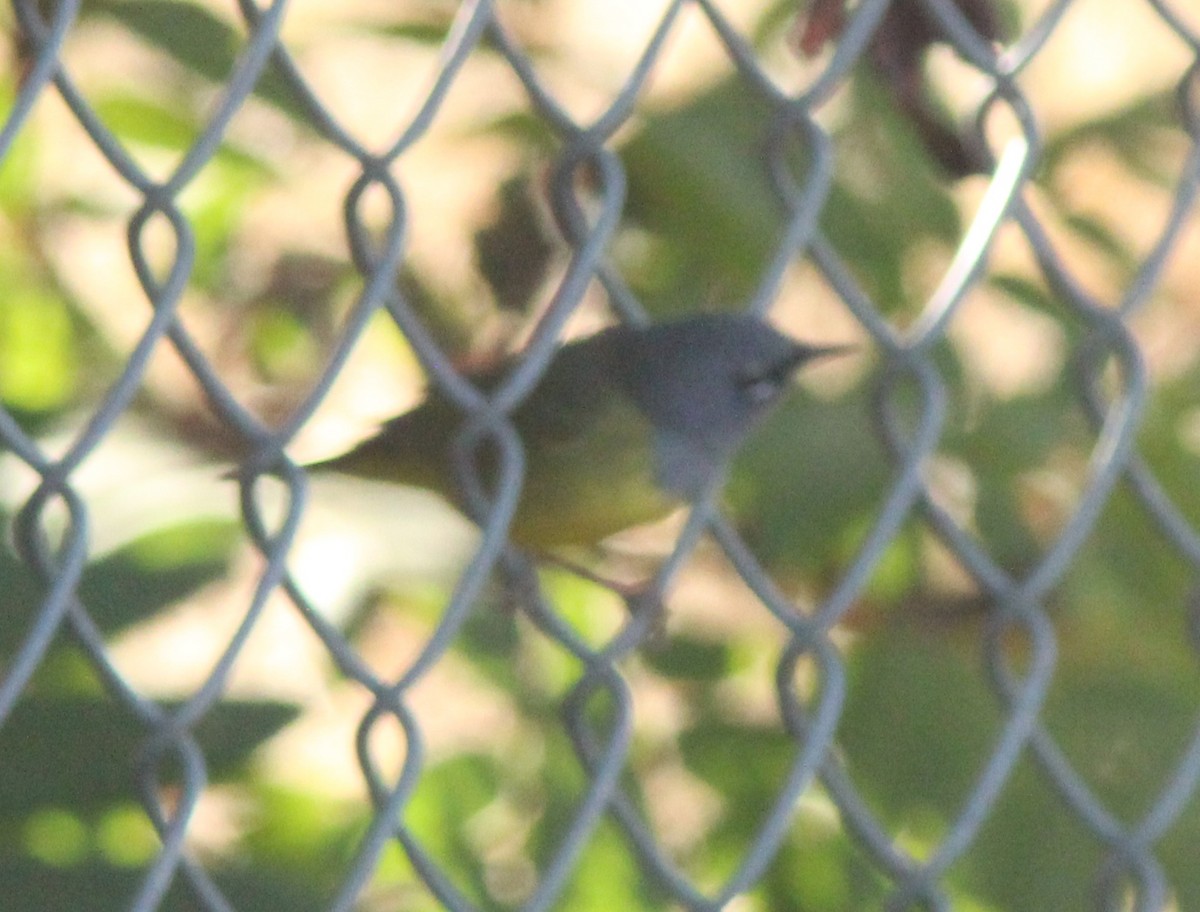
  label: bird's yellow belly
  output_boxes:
[505,405,680,549]
[509,457,679,548]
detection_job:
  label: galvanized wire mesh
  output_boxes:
[4,0,1200,910]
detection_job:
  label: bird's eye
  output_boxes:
[737,367,781,405]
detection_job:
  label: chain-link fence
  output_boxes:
[3,1,1200,910]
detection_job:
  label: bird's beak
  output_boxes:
[791,341,857,368]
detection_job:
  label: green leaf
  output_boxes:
[733,388,890,573]
[621,80,792,311]
[76,519,238,638]
[0,542,48,659]
[679,722,797,807]
[1042,93,1184,187]
[88,0,305,122]
[0,854,336,912]
[0,80,40,211]
[0,859,144,912]
[236,786,371,900]
[838,626,1000,825]
[402,753,501,906]
[557,821,660,912]
[0,286,77,413]
[474,175,556,315]
[0,696,299,816]
[1062,212,1139,276]
[641,635,733,681]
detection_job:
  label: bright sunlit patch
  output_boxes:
[948,291,1067,399]
[95,806,161,867]
[1025,4,1192,129]
[1178,408,1200,457]
[23,808,89,866]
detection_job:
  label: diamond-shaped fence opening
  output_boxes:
[2,1,1200,911]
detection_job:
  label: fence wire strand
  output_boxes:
[3,1,1200,910]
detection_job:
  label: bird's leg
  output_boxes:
[531,549,669,646]
[533,549,642,597]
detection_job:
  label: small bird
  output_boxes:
[307,312,850,549]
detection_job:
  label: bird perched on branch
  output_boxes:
[306,312,850,549]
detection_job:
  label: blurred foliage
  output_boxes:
[2,1,1200,910]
